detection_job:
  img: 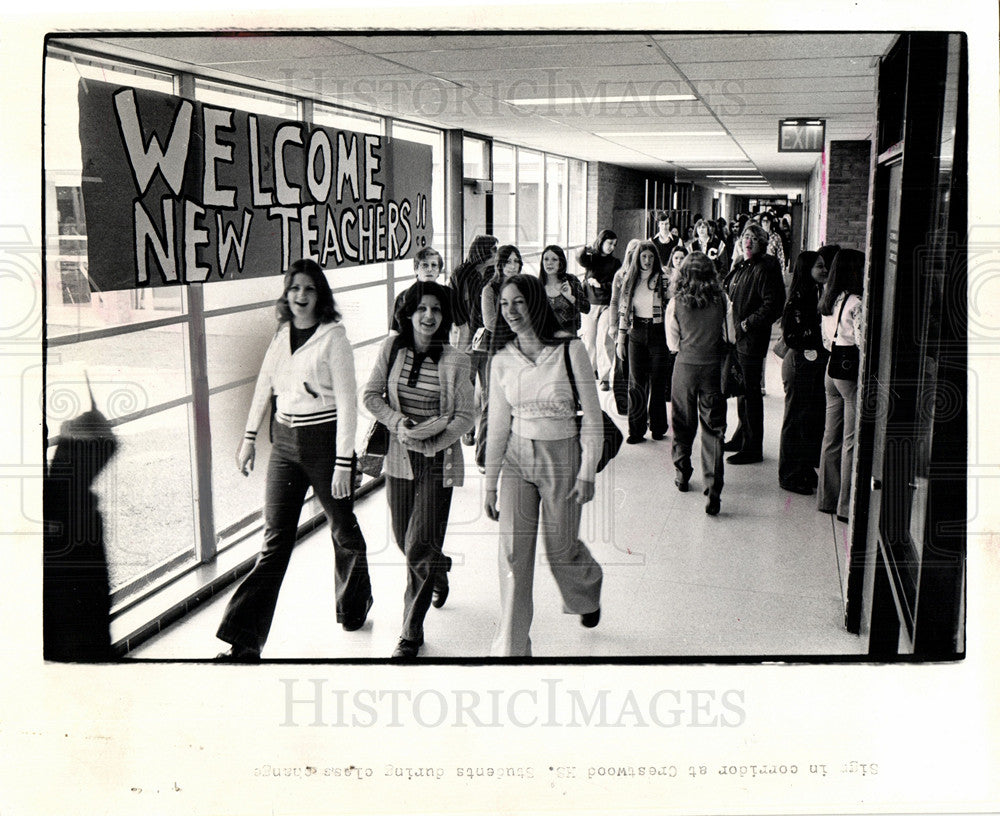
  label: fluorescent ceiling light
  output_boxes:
[684,166,755,170]
[596,131,727,137]
[706,175,764,179]
[507,94,696,106]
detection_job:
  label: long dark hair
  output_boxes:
[817,244,841,272]
[819,249,865,315]
[452,234,498,283]
[394,280,454,361]
[671,252,723,309]
[489,244,523,290]
[624,240,663,292]
[592,228,618,254]
[275,258,340,324]
[538,244,568,283]
[786,250,821,304]
[490,274,564,352]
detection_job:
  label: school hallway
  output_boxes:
[128,355,864,661]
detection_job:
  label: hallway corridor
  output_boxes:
[130,357,864,660]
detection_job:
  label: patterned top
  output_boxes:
[821,292,864,351]
[396,350,441,421]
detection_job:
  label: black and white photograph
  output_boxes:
[4,3,999,814]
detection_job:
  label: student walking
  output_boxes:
[483,274,603,657]
[215,259,372,661]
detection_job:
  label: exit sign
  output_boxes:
[778,119,826,152]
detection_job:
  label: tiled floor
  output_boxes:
[129,354,865,661]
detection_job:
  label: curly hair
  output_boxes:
[394,280,454,361]
[670,252,724,309]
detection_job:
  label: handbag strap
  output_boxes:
[832,295,849,341]
[562,340,582,414]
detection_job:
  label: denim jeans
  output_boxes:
[216,420,372,653]
[627,319,670,439]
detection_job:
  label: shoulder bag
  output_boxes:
[357,339,403,478]
[827,297,860,381]
[562,341,623,473]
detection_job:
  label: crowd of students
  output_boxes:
[213,211,863,661]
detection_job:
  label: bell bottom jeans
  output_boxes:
[216,421,372,653]
[386,450,454,644]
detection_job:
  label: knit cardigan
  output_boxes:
[244,321,358,472]
[362,337,475,487]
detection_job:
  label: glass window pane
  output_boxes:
[336,284,392,346]
[545,155,568,249]
[492,143,516,246]
[209,383,274,536]
[91,405,198,591]
[47,326,192,431]
[569,159,588,251]
[205,306,277,391]
[195,79,298,118]
[517,148,544,261]
[313,104,383,136]
[463,136,489,179]
[202,275,280,311]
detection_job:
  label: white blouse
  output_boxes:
[821,292,863,351]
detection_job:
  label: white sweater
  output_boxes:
[244,321,358,472]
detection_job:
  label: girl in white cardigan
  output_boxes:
[215,259,372,660]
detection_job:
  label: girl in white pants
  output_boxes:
[484,274,603,657]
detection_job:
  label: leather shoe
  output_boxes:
[342,596,373,632]
[705,494,721,516]
[580,607,601,628]
[722,438,741,452]
[780,481,814,495]
[675,472,691,492]
[726,450,763,464]
[391,637,423,658]
[651,431,667,441]
[626,435,645,444]
[215,645,261,662]
[432,575,449,609]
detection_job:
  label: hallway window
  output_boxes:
[492,143,516,245]
[517,148,544,264]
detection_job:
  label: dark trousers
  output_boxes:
[474,351,491,469]
[778,350,827,486]
[627,320,671,439]
[217,421,372,653]
[387,451,454,642]
[671,361,726,497]
[612,348,630,416]
[731,350,765,456]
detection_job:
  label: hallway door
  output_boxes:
[846,33,966,656]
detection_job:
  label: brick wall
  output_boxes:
[826,140,872,251]
[586,162,674,242]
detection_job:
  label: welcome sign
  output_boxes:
[78,80,433,291]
